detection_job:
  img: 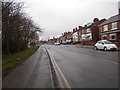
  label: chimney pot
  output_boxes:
[79,26,82,29]
[75,27,77,31]
[73,29,75,32]
[93,18,99,22]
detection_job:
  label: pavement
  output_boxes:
[3,46,54,88]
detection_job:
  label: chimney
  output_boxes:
[118,1,120,14]
[75,27,77,31]
[93,18,99,23]
[73,29,75,32]
[79,26,82,30]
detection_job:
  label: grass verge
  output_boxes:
[3,46,39,77]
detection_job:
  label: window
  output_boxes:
[82,30,84,34]
[79,32,81,35]
[103,41,112,44]
[97,41,101,44]
[102,35,107,40]
[110,33,116,40]
[111,22,117,30]
[86,28,91,32]
[97,41,102,44]
[103,25,108,31]
[86,33,92,40]
[81,34,86,40]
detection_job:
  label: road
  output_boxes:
[45,45,118,88]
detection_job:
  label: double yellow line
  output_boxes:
[45,46,71,89]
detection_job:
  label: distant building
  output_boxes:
[65,32,73,44]
[59,32,72,44]
[59,33,67,44]
[47,37,59,44]
[72,28,79,42]
[78,18,106,45]
[48,39,54,44]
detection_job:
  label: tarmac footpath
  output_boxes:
[3,46,54,88]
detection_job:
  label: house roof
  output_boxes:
[81,23,93,30]
[99,14,120,26]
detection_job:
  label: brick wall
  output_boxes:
[92,26,99,42]
[106,34,109,40]
[117,20,120,29]
[113,42,120,47]
[108,23,112,31]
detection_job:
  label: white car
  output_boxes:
[54,42,60,45]
[94,40,118,51]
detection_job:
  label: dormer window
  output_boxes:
[111,22,117,30]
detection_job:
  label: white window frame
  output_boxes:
[82,30,84,34]
[111,22,117,30]
[103,25,108,31]
[81,34,86,40]
[86,28,91,33]
[109,33,116,40]
[86,33,92,40]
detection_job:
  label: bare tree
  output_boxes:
[2,0,42,55]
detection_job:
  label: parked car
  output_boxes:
[54,42,60,45]
[94,40,118,51]
[62,41,67,45]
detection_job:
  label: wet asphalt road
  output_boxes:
[45,45,119,88]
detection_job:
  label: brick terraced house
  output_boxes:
[98,1,120,47]
[59,32,73,44]
[72,28,79,42]
[99,12,120,47]
[78,18,106,45]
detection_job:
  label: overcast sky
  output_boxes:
[23,0,119,40]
